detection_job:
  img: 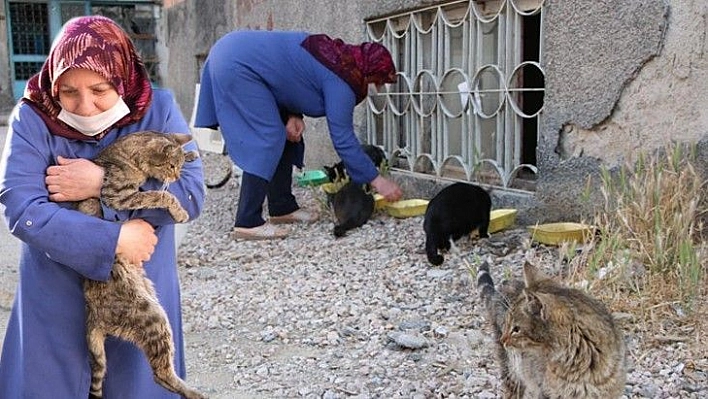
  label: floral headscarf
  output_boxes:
[301,34,397,104]
[22,15,153,141]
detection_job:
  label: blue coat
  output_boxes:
[0,89,205,398]
[195,30,379,184]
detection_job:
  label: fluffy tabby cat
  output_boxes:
[477,261,626,398]
[331,181,374,238]
[76,131,206,399]
[423,182,491,265]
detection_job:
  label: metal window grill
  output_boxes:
[366,0,545,191]
[9,2,49,56]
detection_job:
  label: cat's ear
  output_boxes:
[172,133,193,146]
[152,150,170,165]
[522,290,549,321]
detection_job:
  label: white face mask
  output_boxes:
[57,97,130,137]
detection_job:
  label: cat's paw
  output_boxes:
[171,208,189,223]
[427,253,444,266]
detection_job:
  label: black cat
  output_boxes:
[324,144,387,184]
[331,182,375,238]
[324,161,347,184]
[423,182,492,265]
[362,144,386,170]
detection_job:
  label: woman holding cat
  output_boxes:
[0,16,205,398]
[195,30,403,240]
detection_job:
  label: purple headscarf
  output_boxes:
[301,34,398,104]
[22,15,153,141]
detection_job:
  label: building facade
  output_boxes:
[2,0,706,225]
[0,0,163,107]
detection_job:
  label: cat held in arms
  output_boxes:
[477,260,626,399]
[75,131,206,399]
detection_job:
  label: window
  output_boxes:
[366,0,544,191]
[6,1,161,100]
[91,3,161,85]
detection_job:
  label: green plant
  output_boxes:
[578,142,706,315]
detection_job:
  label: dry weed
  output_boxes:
[566,142,707,354]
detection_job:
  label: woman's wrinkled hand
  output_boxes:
[116,219,157,267]
[45,156,104,202]
[285,115,305,143]
[371,175,403,202]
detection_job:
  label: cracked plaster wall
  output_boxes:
[163,0,706,224]
[538,0,708,222]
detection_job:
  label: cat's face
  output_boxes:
[135,133,196,183]
[500,290,550,350]
[149,145,186,183]
[324,162,347,183]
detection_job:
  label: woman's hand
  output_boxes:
[45,156,104,202]
[285,115,305,142]
[371,175,403,202]
[116,219,157,267]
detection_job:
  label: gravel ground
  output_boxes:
[1,151,705,398]
[178,154,707,399]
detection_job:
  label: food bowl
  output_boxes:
[527,222,596,245]
[320,181,343,194]
[488,209,518,233]
[296,169,329,187]
[373,194,389,210]
[385,199,429,218]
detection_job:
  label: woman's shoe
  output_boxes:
[232,223,289,240]
[269,209,319,224]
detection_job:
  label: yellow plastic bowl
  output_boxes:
[374,194,389,210]
[488,209,518,233]
[320,182,343,194]
[385,199,429,218]
[527,222,595,245]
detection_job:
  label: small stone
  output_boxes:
[387,331,429,349]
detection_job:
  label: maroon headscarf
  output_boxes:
[301,34,398,104]
[22,15,153,140]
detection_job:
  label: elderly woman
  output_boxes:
[195,30,403,240]
[0,16,204,398]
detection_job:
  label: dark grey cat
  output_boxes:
[423,182,491,265]
[76,131,206,399]
[324,144,386,237]
[331,181,374,237]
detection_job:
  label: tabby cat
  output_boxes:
[76,131,206,399]
[331,181,374,237]
[423,182,491,265]
[477,261,626,399]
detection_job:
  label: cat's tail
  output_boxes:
[477,261,496,299]
[205,168,232,189]
[477,261,510,334]
[477,262,528,399]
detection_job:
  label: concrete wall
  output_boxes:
[0,2,15,114]
[159,0,707,224]
[164,0,424,168]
